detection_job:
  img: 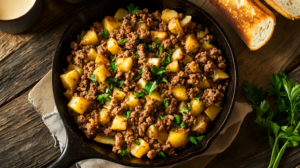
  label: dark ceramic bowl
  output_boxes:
[50,0,238,167]
[0,0,42,34]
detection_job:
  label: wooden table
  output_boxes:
[0,0,300,167]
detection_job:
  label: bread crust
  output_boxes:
[264,0,300,20]
[209,0,276,50]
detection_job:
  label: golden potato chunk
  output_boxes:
[93,65,112,83]
[135,22,149,31]
[182,55,193,64]
[94,134,115,145]
[67,63,83,76]
[146,58,161,68]
[63,89,74,100]
[116,57,133,72]
[67,97,90,114]
[60,70,80,90]
[114,8,129,21]
[188,62,202,73]
[161,9,178,23]
[191,114,208,134]
[204,105,222,121]
[190,99,205,116]
[193,80,210,89]
[112,87,126,101]
[111,115,127,130]
[185,34,200,53]
[102,16,121,33]
[146,125,159,139]
[99,108,110,125]
[168,18,184,35]
[197,30,205,39]
[137,78,147,90]
[86,48,98,62]
[171,48,185,61]
[180,15,192,27]
[165,60,179,72]
[125,92,140,108]
[103,100,113,110]
[95,54,110,65]
[146,91,164,105]
[150,31,168,42]
[201,41,215,51]
[107,38,121,55]
[81,30,99,45]
[131,138,150,158]
[172,85,188,101]
[177,101,187,113]
[167,128,188,148]
[211,68,229,81]
[158,131,169,144]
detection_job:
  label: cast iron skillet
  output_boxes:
[50,0,238,167]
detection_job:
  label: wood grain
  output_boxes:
[0,90,60,168]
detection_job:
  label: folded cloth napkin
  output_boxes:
[43,102,251,168]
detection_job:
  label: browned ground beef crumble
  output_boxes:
[65,8,228,159]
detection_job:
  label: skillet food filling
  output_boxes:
[60,4,229,159]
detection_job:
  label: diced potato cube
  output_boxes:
[81,30,99,45]
[182,55,193,64]
[102,16,121,33]
[67,63,83,76]
[67,97,90,114]
[86,48,98,62]
[211,68,229,81]
[193,80,210,89]
[171,48,185,61]
[111,115,127,130]
[167,128,188,148]
[103,100,113,110]
[130,138,150,158]
[113,87,126,101]
[168,18,184,35]
[94,134,115,145]
[172,85,188,101]
[204,105,222,121]
[191,114,208,134]
[125,92,140,108]
[165,60,179,72]
[99,108,110,125]
[135,22,149,31]
[158,131,169,144]
[107,38,121,55]
[60,70,80,90]
[189,62,202,73]
[93,65,112,83]
[200,41,215,51]
[95,54,110,65]
[116,57,133,72]
[197,30,205,39]
[146,91,164,105]
[146,58,161,68]
[190,99,205,116]
[114,8,129,21]
[185,34,200,53]
[63,89,74,100]
[150,31,168,42]
[177,101,187,113]
[146,125,159,139]
[137,78,147,90]
[161,9,178,23]
[180,15,192,27]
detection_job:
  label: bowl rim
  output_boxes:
[51,0,238,167]
[0,0,37,22]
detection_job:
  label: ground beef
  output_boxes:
[63,7,229,160]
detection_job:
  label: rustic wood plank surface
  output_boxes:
[0,0,300,167]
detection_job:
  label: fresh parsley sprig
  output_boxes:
[127,3,139,15]
[100,29,109,40]
[143,81,157,95]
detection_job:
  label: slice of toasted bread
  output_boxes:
[264,0,300,20]
[209,0,276,51]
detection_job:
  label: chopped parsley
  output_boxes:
[181,108,189,115]
[95,46,98,50]
[100,29,109,40]
[158,114,164,120]
[180,121,186,128]
[107,77,117,89]
[182,66,185,70]
[187,103,191,110]
[86,91,89,95]
[144,43,154,51]
[173,114,181,128]
[97,93,111,105]
[188,135,204,145]
[116,87,123,91]
[119,80,125,85]
[127,3,139,15]
[133,53,139,57]
[149,101,153,104]
[136,39,144,44]
[193,96,200,102]
[90,73,96,82]
[154,37,159,41]
[207,41,210,44]
[151,65,167,76]
[140,68,146,74]
[110,62,118,73]
[155,51,160,57]
[160,152,166,158]
[136,139,140,146]
[162,78,168,83]
[161,89,165,94]
[163,100,169,108]
[69,109,73,114]
[119,39,128,44]
[134,92,145,98]
[120,148,127,156]
[143,81,157,95]
[134,75,141,80]
[120,18,124,22]
[167,49,175,55]
[109,56,114,62]
[138,22,143,25]
[124,108,131,119]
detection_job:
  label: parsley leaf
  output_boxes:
[155,51,160,57]
[167,49,175,55]
[100,29,109,40]
[143,81,157,95]
[160,152,166,158]
[136,139,140,145]
[109,56,114,62]
[120,148,127,157]
[134,75,141,80]
[161,89,165,93]
[116,87,123,91]
[162,78,168,83]
[107,77,117,89]
[180,121,185,128]
[173,114,182,128]
[163,100,169,108]
[120,18,124,22]
[119,39,128,44]
[140,68,146,74]
[181,108,189,115]
[139,22,143,25]
[244,80,264,105]
[97,93,111,105]
[189,135,204,144]
[133,53,139,57]
[187,103,191,110]
[134,92,145,99]
[69,109,73,114]
[86,91,89,95]
[111,62,118,73]
[151,65,167,76]
[193,97,200,102]
[136,39,144,44]
[158,114,164,120]
[127,3,139,15]
[119,80,125,85]
[124,108,131,119]
[90,73,96,82]
[154,37,159,41]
